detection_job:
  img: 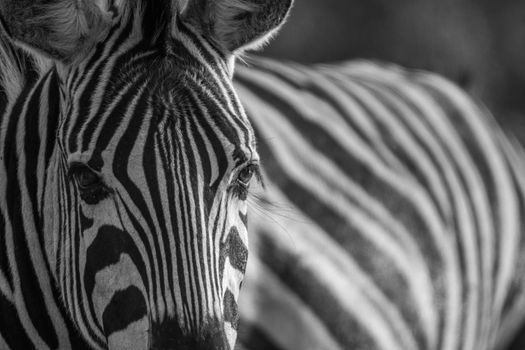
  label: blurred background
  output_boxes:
[259,1,525,348]
[260,0,525,142]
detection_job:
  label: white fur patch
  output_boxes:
[91,254,147,327]
[224,321,237,350]
[106,316,150,350]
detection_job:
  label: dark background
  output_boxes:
[260,1,525,348]
[260,0,525,142]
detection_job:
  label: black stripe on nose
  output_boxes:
[223,290,239,330]
[239,211,248,227]
[223,227,248,274]
[102,285,147,335]
[84,225,146,307]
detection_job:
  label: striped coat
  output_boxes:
[0,0,294,349]
[234,57,525,350]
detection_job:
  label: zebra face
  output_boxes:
[51,26,265,350]
[59,49,257,349]
[1,0,292,348]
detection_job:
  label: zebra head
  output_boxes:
[1,0,292,349]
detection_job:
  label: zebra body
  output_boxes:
[0,0,293,349]
[234,57,525,350]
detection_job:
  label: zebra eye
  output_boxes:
[69,163,104,190]
[69,164,110,204]
[236,165,255,188]
[75,168,102,190]
[231,163,261,200]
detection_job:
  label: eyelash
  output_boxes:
[68,161,262,203]
[68,163,110,204]
[231,163,262,200]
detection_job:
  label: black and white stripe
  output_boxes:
[234,57,525,350]
[0,1,293,349]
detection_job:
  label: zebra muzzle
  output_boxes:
[149,318,231,350]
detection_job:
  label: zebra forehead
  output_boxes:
[143,69,256,151]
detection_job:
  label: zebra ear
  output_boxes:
[0,0,121,63]
[181,0,293,53]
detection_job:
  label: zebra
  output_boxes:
[3,0,524,349]
[233,57,525,350]
[0,0,293,349]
